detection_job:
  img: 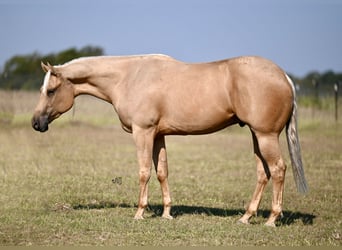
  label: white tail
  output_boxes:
[285,74,308,193]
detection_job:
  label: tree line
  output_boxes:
[0,45,341,95]
[0,46,103,90]
[290,71,342,97]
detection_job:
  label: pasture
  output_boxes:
[0,91,341,246]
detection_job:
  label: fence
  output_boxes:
[297,80,341,122]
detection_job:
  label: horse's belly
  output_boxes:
[158,108,237,135]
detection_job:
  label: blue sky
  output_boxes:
[0,0,341,77]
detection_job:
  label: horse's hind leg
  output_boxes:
[238,130,270,224]
[264,136,287,227]
[257,133,287,226]
[153,135,173,219]
[240,131,286,226]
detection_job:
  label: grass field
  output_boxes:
[0,91,341,246]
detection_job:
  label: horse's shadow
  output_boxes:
[72,201,315,226]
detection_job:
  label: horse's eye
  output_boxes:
[47,89,55,97]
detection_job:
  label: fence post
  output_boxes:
[334,82,339,122]
[312,79,319,119]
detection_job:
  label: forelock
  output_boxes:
[42,70,51,95]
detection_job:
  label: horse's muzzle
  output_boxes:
[32,115,49,132]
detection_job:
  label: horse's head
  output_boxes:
[31,62,75,132]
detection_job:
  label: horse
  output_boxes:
[31,54,308,226]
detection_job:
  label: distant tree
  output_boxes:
[0,46,104,90]
[320,70,342,85]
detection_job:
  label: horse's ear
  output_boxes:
[41,62,60,76]
[41,62,50,73]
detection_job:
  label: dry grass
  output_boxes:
[0,91,341,246]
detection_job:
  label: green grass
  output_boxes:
[0,91,341,246]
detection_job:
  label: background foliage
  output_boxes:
[0,46,103,90]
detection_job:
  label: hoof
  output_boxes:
[134,214,145,220]
[162,214,173,220]
[265,221,276,227]
[237,218,250,225]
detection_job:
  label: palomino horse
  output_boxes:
[32,54,308,226]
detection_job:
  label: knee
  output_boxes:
[257,169,269,184]
[139,170,151,183]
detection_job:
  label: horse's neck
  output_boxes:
[59,57,135,103]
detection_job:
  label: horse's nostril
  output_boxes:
[33,122,39,130]
[32,116,41,131]
[32,120,39,131]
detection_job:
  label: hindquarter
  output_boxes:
[228,57,294,133]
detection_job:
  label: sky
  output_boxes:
[0,0,341,77]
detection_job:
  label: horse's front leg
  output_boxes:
[153,135,173,219]
[132,125,155,219]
